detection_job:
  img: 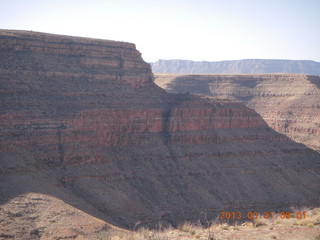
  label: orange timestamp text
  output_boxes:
[219,211,307,220]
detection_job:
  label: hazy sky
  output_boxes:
[1,0,320,62]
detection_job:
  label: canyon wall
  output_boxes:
[155,74,320,152]
[1,30,320,238]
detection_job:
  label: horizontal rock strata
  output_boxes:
[1,31,320,237]
[155,74,320,152]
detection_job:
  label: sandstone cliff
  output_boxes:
[155,74,320,153]
[151,59,320,75]
[1,30,320,239]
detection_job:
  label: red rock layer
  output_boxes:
[155,74,320,152]
[0,31,320,233]
[0,30,152,87]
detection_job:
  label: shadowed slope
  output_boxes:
[155,73,320,152]
[1,30,320,239]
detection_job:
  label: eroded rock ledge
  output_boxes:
[0,31,319,237]
[155,74,320,152]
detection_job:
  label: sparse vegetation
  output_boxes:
[253,219,267,227]
[80,208,320,240]
[314,233,320,240]
[177,222,197,235]
[221,224,229,230]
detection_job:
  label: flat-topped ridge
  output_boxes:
[151,59,320,75]
[1,31,319,237]
[0,29,136,49]
[0,29,153,88]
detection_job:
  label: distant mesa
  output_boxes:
[0,30,320,239]
[151,59,320,75]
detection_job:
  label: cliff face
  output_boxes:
[1,30,320,238]
[0,30,152,88]
[155,74,320,152]
[151,59,320,75]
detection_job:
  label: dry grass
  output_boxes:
[88,208,320,240]
[177,222,198,235]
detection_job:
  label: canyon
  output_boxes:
[151,59,320,75]
[155,74,320,153]
[0,30,320,239]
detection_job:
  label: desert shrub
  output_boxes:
[177,222,198,235]
[137,227,152,238]
[219,223,229,230]
[147,232,169,240]
[253,219,267,227]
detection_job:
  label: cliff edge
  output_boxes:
[1,30,320,239]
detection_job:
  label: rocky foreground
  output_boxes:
[0,30,320,239]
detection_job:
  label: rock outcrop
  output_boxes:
[155,74,320,152]
[151,59,320,75]
[1,30,320,239]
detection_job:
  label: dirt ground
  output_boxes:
[1,192,319,240]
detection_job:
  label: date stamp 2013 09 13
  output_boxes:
[219,211,307,220]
